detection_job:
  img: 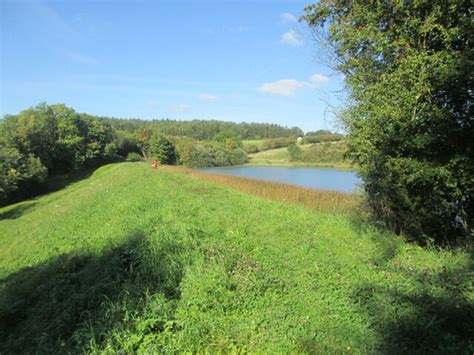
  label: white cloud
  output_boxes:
[198,93,219,102]
[258,74,330,97]
[258,79,309,97]
[65,51,97,65]
[171,104,190,113]
[280,29,304,46]
[310,74,330,86]
[280,12,297,23]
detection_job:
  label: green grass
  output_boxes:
[247,142,354,169]
[0,162,472,353]
[242,139,266,147]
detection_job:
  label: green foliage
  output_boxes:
[172,136,248,168]
[99,117,303,140]
[302,141,348,164]
[0,103,115,204]
[114,130,141,157]
[303,1,473,243]
[242,143,259,154]
[126,152,143,162]
[148,134,178,165]
[260,137,296,151]
[303,130,345,144]
[0,163,471,352]
[0,146,47,204]
[287,143,303,161]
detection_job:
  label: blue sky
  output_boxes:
[1,0,346,132]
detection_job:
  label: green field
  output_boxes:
[0,163,472,353]
[242,139,266,147]
[247,142,353,168]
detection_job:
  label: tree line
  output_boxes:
[98,116,303,141]
[2,103,303,204]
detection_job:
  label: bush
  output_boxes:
[243,144,259,154]
[287,144,303,162]
[0,146,47,205]
[148,134,178,165]
[260,137,295,151]
[126,152,143,162]
[173,138,248,168]
[302,142,347,163]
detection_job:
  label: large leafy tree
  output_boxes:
[148,134,178,165]
[0,103,115,204]
[303,1,473,243]
[0,145,47,204]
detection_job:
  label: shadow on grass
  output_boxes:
[0,201,37,221]
[0,231,187,353]
[4,158,128,208]
[352,263,474,354]
[3,169,96,209]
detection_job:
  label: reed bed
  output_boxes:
[160,165,360,213]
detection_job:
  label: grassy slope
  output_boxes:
[242,139,266,148]
[247,142,353,169]
[0,163,472,353]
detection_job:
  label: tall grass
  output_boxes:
[160,165,360,213]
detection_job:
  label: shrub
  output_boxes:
[148,134,178,165]
[0,146,47,205]
[126,152,143,162]
[287,144,303,162]
[243,144,260,154]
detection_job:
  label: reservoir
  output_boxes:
[201,166,362,193]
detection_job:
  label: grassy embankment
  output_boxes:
[247,141,354,169]
[0,162,472,353]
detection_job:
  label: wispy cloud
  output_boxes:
[280,29,304,46]
[171,104,190,113]
[198,93,219,102]
[65,51,97,65]
[280,12,298,23]
[258,74,330,97]
[310,74,330,87]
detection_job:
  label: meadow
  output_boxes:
[247,141,352,169]
[0,162,472,353]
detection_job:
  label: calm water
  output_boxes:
[200,166,362,193]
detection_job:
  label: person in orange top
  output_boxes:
[152,160,158,169]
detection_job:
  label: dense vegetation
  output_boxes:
[99,116,303,141]
[303,129,345,144]
[303,1,473,244]
[170,134,248,168]
[300,142,348,165]
[1,162,472,353]
[0,103,115,204]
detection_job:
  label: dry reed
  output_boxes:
[160,165,360,214]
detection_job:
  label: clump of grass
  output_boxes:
[160,165,360,214]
